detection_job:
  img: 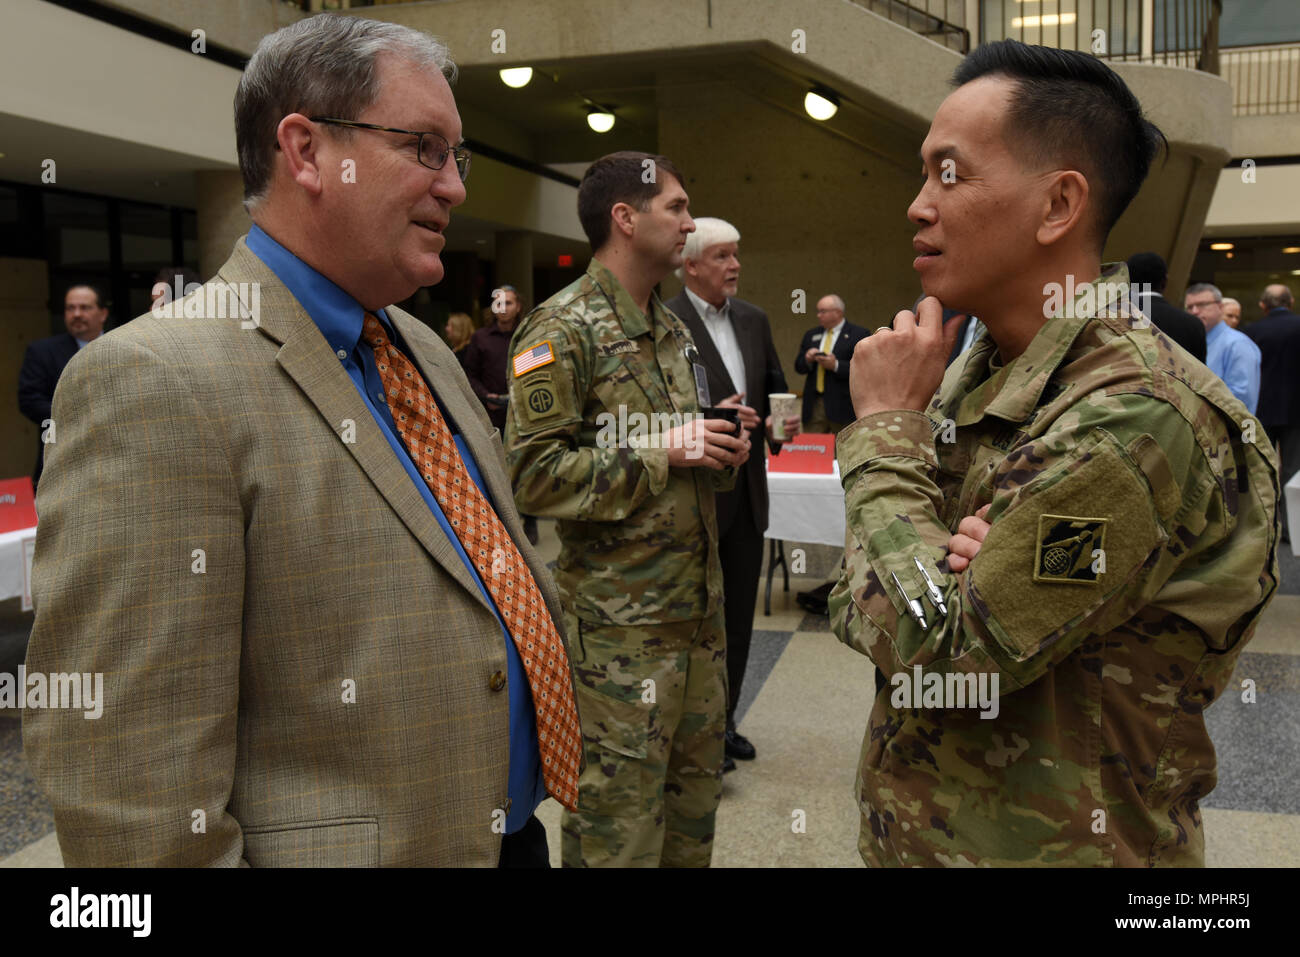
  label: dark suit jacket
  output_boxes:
[1139,293,1206,364]
[460,322,513,431]
[1243,307,1300,428]
[17,332,81,487]
[793,321,870,425]
[667,291,787,535]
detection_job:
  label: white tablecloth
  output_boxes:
[765,464,1300,557]
[1,526,37,605]
[764,462,845,547]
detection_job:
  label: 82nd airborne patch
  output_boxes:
[1034,514,1107,585]
[519,370,560,424]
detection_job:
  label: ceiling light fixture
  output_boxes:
[499,67,533,88]
[1209,242,1234,251]
[1012,13,1078,27]
[587,107,615,133]
[804,87,839,121]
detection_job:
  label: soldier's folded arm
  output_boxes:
[23,336,248,866]
[829,403,1209,693]
[505,315,670,522]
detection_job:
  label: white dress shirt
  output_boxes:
[818,319,845,372]
[686,287,747,396]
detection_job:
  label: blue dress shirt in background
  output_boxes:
[1205,319,1261,415]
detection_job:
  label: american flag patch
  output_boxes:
[513,341,555,377]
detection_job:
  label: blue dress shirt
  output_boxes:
[1205,319,1261,415]
[246,225,545,833]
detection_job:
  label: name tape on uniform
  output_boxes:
[513,341,555,377]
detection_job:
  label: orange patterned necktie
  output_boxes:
[362,314,581,811]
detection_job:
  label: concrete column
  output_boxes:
[195,170,251,280]
[494,230,534,310]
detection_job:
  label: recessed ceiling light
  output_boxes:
[499,67,533,88]
[1283,246,1300,254]
[1209,242,1234,251]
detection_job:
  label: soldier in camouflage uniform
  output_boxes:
[506,152,750,867]
[830,41,1279,867]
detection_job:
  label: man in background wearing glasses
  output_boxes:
[25,16,579,868]
[1185,282,1260,414]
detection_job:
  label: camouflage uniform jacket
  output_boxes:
[829,265,1279,867]
[506,258,732,626]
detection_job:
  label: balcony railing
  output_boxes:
[979,0,1219,67]
[849,0,971,53]
[1221,42,1300,115]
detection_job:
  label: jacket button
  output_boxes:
[489,670,507,692]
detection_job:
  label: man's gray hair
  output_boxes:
[1185,282,1223,303]
[1261,285,1294,310]
[821,294,846,312]
[235,15,456,211]
[674,217,741,281]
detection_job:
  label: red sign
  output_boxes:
[767,433,836,474]
[557,254,573,267]
[0,477,37,532]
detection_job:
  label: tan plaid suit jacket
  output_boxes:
[23,237,574,866]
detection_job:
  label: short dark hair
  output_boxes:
[577,151,685,252]
[1126,252,1168,293]
[153,266,202,290]
[953,39,1166,248]
[491,284,526,314]
[65,283,107,310]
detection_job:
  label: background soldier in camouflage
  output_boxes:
[506,152,750,867]
[830,40,1279,867]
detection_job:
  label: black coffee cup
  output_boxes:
[701,406,742,437]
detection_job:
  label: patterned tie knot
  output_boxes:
[361,313,391,349]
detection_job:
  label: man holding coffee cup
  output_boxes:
[668,217,800,768]
[508,154,749,866]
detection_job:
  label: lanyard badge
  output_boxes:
[684,343,711,408]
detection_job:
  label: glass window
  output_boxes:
[181,210,198,273]
[981,0,1140,56]
[1189,236,1300,331]
[43,192,111,326]
[1219,0,1300,48]
[120,201,175,321]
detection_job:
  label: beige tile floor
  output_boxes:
[5,523,1297,868]
[534,585,1300,868]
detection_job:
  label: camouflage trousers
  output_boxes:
[560,610,727,867]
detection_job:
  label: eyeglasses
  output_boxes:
[310,117,471,181]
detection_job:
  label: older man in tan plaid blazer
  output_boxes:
[22,17,577,867]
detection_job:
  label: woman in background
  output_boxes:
[444,311,474,359]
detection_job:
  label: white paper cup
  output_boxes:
[769,393,798,440]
